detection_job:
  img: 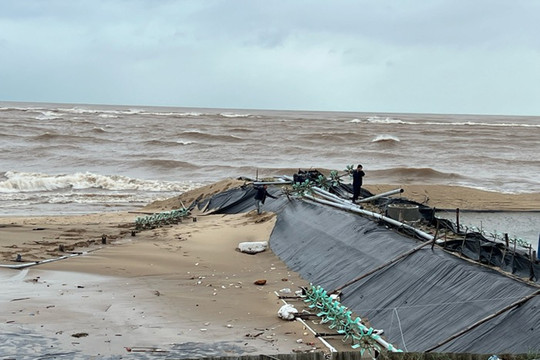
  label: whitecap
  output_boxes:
[0,170,198,193]
[371,134,401,143]
[366,116,408,125]
[220,113,251,118]
[35,111,61,121]
[151,111,203,117]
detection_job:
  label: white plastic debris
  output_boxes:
[278,304,298,320]
[238,241,268,254]
[329,293,340,301]
[279,288,292,294]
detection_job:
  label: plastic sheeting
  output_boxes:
[442,235,539,281]
[203,185,540,353]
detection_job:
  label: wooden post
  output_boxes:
[488,241,495,265]
[459,228,468,258]
[529,245,536,281]
[501,234,508,269]
[510,234,517,273]
[431,219,440,250]
[456,208,460,232]
[538,233,540,260]
[477,237,482,261]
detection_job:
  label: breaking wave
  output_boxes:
[219,112,252,118]
[361,116,540,128]
[371,134,401,143]
[0,171,192,193]
[35,111,62,121]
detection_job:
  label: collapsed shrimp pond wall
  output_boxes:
[201,185,540,354]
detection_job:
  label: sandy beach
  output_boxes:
[1,181,539,357]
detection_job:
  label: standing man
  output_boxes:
[352,164,365,203]
[254,184,277,214]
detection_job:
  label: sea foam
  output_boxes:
[0,171,195,193]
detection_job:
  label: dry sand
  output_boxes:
[1,180,539,357]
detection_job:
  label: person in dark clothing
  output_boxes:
[254,184,277,214]
[352,164,365,203]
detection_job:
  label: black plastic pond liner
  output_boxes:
[202,185,540,353]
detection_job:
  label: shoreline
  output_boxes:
[1,181,539,265]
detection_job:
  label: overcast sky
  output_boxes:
[1,1,539,115]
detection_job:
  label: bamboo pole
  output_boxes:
[357,188,404,203]
[425,289,540,352]
[304,194,435,242]
[456,208,460,232]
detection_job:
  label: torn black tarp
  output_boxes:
[203,185,540,353]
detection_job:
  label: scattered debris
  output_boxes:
[238,241,268,254]
[71,332,88,338]
[278,304,298,320]
[245,331,264,338]
[129,347,168,353]
[253,279,266,286]
[10,297,30,302]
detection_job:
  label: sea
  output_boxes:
[1,101,539,250]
